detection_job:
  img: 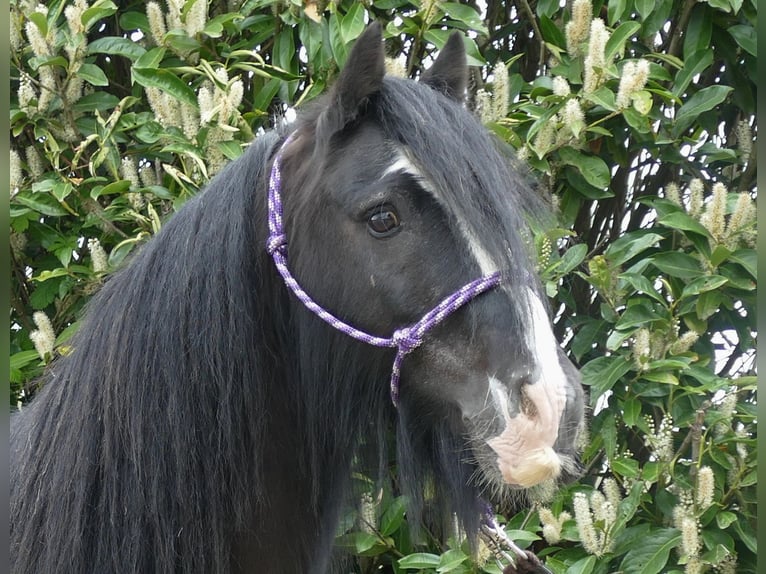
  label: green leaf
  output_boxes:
[564,168,614,199]
[585,86,617,111]
[607,0,628,25]
[273,27,296,76]
[76,63,109,86]
[715,511,738,529]
[731,516,756,553]
[335,531,380,554]
[558,148,611,189]
[165,29,201,54]
[30,277,61,309]
[340,2,366,44]
[440,3,488,35]
[611,457,640,478]
[81,0,118,32]
[92,179,132,199]
[29,56,69,71]
[88,36,147,61]
[605,232,663,266]
[635,0,655,19]
[673,85,733,137]
[580,356,632,404]
[252,78,281,113]
[623,395,643,428]
[708,243,732,267]
[437,548,468,573]
[605,21,641,62]
[650,252,702,280]
[132,68,198,108]
[615,303,663,330]
[550,243,588,275]
[728,24,756,56]
[673,50,714,97]
[564,554,597,574]
[217,140,243,161]
[620,528,681,574]
[10,350,41,370]
[119,11,150,33]
[14,194,69,217]
[657,211,712,238]
[680,275,728,298]
[72,92,120,112]
[684,5,713,59]
[504,529,542,543]
[51,181,73,202]
[619,273,666,305]
[203,13,242,38]
[134,47,166,69]
[33,268,71,282]
[399,552,441,569]
[27,11,47,36]
[328,13,348,68]
[728,249,756,278]
[640,371,679,385]
[380,496,407,536]
[538,15,567,48]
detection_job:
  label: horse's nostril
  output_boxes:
[519,384,538,418]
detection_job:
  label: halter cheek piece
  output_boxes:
[266,134,501,406]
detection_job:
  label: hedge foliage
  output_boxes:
[10,0,756,572]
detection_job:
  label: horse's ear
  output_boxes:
[318,22,385,134]
[420,32,467,102]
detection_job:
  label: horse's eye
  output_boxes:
[368,207,400,237]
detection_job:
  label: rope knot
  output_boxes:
[266,234,287,255]
[392,328,422,354]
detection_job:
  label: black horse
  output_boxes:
[10,24,584,573]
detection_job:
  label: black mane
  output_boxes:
[11,132,284,572]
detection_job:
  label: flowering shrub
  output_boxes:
[10,0,756,573]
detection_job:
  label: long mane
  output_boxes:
[11,132,285,572]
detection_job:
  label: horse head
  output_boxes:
[272,23,585,510]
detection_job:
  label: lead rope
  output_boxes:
[480,504,554,574]
[268,134,550,574]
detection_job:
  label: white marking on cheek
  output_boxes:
[488,375,511,422]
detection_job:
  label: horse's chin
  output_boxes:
[468,434,582,505]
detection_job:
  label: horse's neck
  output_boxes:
[232,372,357,573]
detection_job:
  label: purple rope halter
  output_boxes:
[266,134,501,406]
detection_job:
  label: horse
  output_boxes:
[10,23,585,573]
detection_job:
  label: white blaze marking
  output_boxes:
[380,151,568,488]
[381,153,421,178]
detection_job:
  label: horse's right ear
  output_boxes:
[317,22,385,135]
[420,32,467,102]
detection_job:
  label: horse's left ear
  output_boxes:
[317,22,385,135]
[420,32,468,102]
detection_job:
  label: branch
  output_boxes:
[666,0,697,60]
[517,0,546,67]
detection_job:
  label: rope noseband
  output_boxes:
[266,134,501,406]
